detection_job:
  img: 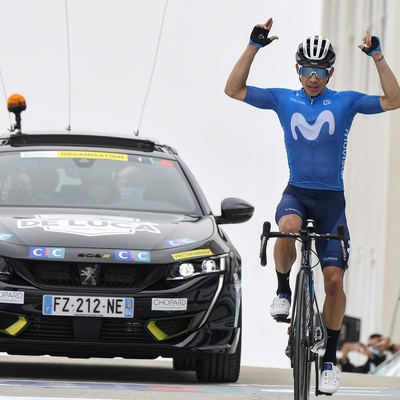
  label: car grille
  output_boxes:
[19,314,194,344]
[10,259,168,290]
[21,315,152,342]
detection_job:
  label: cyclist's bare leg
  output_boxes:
[322,265,346,366]
[270,214,301,318]
[273,214,302,273]
[322,266,346,330]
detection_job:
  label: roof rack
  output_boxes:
[154,143,178,155]
[6,133,155,152]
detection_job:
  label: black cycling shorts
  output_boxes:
[275,184,350,269]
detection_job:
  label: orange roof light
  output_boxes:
[7,94,27,132]
[7,94,26,113]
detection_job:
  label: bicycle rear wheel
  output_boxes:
[292,269,313,400]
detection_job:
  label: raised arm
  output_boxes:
[359,31,400,111]
[224,18,278,101]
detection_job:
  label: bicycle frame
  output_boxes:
[259,219,348,400]
[288,230,326,398]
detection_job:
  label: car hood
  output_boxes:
[0,208,215,252]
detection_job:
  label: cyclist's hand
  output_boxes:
[358,31,381,56]
[249,17,279,48]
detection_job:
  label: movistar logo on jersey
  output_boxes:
[291,110,335,140]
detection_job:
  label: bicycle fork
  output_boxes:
[312,296,327,396]
[285,269,326,390]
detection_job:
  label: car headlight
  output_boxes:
[168,255,226,280]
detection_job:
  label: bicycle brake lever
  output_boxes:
[337,224,348,269]
[259,221,271,266]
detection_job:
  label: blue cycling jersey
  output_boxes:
[244,87,384,191]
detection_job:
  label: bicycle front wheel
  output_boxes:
[293,269,313,400]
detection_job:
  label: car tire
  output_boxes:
[195,335,241,383]
[195,312,242,383]
[172,357,196,371]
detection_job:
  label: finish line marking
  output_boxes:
[0,380,399,397]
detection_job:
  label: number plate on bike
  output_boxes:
[42,295,134,318]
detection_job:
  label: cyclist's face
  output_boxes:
[296,64,334,98]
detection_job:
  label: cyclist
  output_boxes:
[225,17,400,395]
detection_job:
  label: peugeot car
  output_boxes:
[0,95,254,382]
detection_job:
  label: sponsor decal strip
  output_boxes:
[17,215,160,237]
[165,238,196,247]
[29,247,65,259]
[58,151,128,161]
[115,250,150,262]
[0,291,24,304]
[21,150,129,161]
[171,249,213,260]
[152,298,187,311]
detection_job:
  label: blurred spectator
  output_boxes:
[338,334,398,373]
[385,339,400,354]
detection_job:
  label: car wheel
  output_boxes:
[195,336,241,383]
[172,357,196,371]
[195,312,242,383]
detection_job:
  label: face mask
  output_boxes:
[119,187,144,201]
[368,346,380,356]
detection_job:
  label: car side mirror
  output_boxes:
[215,197,254,225]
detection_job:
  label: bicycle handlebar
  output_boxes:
[259,221,349,268]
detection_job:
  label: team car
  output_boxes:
[0,95,254,382]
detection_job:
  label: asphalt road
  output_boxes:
[0,355,399,399]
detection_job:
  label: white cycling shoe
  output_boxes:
[270,294,291,318]
[319,362,340,394]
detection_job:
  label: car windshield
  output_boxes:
[0,149,202,215]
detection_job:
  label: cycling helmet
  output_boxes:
[296,35,336,67]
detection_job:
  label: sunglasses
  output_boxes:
[298,66,330,79]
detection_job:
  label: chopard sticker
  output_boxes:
[152,298,187,311]
[17,215,161,237]
[0,291,24,304]
[171,249,213,260]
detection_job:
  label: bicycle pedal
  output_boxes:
[273,316,291,323]
[308,351,318,362]
[317,391,333,396]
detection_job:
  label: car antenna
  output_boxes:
[7,93,26,133]
[0,65,13,130]
[64,0,72,131]
[134,0,169,137]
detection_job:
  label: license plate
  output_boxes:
[42,295,134,318]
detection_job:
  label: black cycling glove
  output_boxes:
[249,26,272,48]
[361,36,381,56]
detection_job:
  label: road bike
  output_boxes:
[259,219,348,400]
